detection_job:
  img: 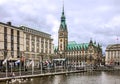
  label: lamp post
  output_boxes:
[6,60,8,77]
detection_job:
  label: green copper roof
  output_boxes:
[54,40,101,52]
[61,22,66,29]
[67,42,89,51]
[54,41,90,51]
[68,41,77,45]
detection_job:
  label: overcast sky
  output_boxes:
[0,0,120,52]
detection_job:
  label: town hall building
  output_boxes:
[54,6,102,66]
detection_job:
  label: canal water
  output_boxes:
[1,71,120,84]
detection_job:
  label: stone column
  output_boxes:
[39,37,41,53]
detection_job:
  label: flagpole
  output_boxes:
[19,60,21,76]
[41,61,42,74]
[6,59,8,77]
[5,50,8,77]
[19,52,21,76]
[23,52,26,71]
[20,60,21,76]
[32,59,34,75]
[10,51,13,74]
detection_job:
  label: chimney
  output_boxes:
[7,22,11,26]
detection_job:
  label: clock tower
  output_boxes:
[58,5,68,54]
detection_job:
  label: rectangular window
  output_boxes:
[26,47,29,52]
[11,29,14,57]
[32,48,34,52]
[17,31,20,58]
[4,27,7,58]
[26,33,30,39]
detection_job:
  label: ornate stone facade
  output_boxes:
[54,6,102,66]
[105,44,120,65]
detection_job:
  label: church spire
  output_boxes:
[61,3,65,23]
[62,1,64,16]
[58,1,68,52]
[59,1,67,32]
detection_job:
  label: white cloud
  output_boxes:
[0,0,7,4]
[105,15,120,28]
[45,14,59,45]
[0,0,120,52]
[97,5,112,12]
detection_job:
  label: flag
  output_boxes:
[15,60,20,64]
[21,56,25,62]
[27,60,34,67]
[2,55,10,65]
[2,58,7,65]
[45,60,50,66]
[45,60,49,64]
[32,60,34,68]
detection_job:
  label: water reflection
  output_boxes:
[1,71,120,84]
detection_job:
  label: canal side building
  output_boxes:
[20,26,54,67]
[54,6,103,66]
[0,22,24,66]
[105,44,120,65]
[0,22,54,68]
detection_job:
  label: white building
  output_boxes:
[0,22,24,62]
[20,26,53,65]
[105,44,120,65]
[0,22,54,67]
